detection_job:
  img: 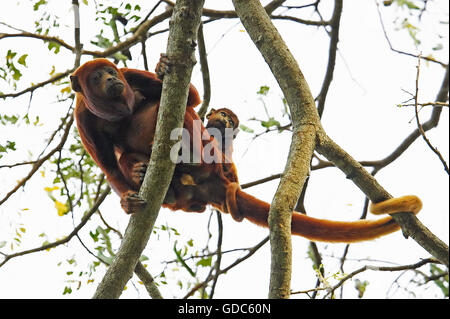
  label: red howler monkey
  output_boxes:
[71,58,422,243]
[70,58,206,213]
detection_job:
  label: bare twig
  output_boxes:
[413,56,449,174]
[317,0,343,117]
[0,114,74,206]
[375,1,447,68]
[324,258,439,298]
[0,69,74,99]
[208,211,224,299]
[0,186,110,268]
[183,235,269,299]
[196,23,211,121]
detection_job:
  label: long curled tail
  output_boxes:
[231,184,422,243]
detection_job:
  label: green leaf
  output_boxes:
[17,54,28,66]
[6,49,17,61]
[12,68,22,81]
[0,141,17,157]
[354,279,369,298]
[48,42,60,54]
[432,43,443,51]
[89,229,100,242]
[62,286,72,295]
[1,114,19,125]
[261,118,281,129]
[257,85,270,96]
[397,0,420,10]
[196,256,212,267]
[173,242,196,277]
[67,258,76,265]
[239,124,254,133]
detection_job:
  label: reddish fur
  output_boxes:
[233,190,421,243]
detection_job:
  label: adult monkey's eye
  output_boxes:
[90,71,101,84]
[106,68,117,76]
[220,112,226,117]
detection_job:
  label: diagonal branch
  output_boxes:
[233,0,321,299]
[0,114,74,206]
[92,0,205,299]
[413,57,449,174]
[0,69,74,99]
[0,185,110,268]
[316,0,343,117]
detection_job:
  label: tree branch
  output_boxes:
[196,23,211,120]
[323,258,440,298]
[316,0,343,117]
[233,0,321,299]
[0,114,74,206]
[413,56,449,174]
[0,186,110,268]
[0,69,74,99]
[92,0,205,299]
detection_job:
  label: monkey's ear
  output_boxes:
[70,75,82,93]
[206,108,216,120]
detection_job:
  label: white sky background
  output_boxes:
[0,0,448,298]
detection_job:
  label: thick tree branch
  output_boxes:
[92,0,205,299]
[316,135,449,267]
[233,0,321,299]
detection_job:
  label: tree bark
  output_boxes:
[233,0,320,299]
[92,0,205,299]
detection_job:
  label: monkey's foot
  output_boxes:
[120,190,146,214]
[155,53,171,80]
[131,161,147,187]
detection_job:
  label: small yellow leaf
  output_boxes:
[44,186,59,192]
[60,86,71,94]
[55,200,68,216]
